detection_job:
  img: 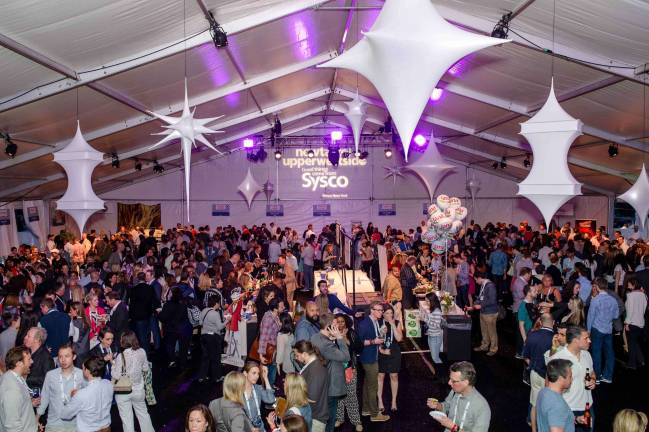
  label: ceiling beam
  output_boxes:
[0,33,78,79]
[0,91,331,199]
[0,0,331,113]
[0,51,336,171]
[334,87,633,183]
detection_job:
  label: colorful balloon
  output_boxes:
[427,204,440,216]
[437,217,453,231]
[450,220,463,234]
[436,194,451,210]
[449,197,462,209]
[453,206,468,221]
[431,239,447,255]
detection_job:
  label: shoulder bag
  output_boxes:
[113,352,133,394]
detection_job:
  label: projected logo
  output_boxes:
[281,148,367,198]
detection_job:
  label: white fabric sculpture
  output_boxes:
[619,164,649,231]
[238,168,262,209]
[53,122,105,233]
[263,180,275,203]
[149,81,223,221]
[383,165,405,186]
[467,177,481,208]
[518,79,582,227]
[344,93,367,154]
[319,0,508,160]
[403,132,455,202]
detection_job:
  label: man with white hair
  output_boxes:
[24,326,55,394]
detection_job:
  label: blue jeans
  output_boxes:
[132,319,151,353]
[326,396,342,432]
[303,264,314,290]
[428,335,443,363]
[591,327,614,381]
[267,362,277,386]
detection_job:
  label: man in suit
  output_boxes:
[0,346,38,431]
[469,272,500,356]
[39,298,71,358]
[294,340,330,432]
[634,255,649,291]
[126,272,159,353]
[24,327,55,393]
[88,328,115,379]
[106,291,129,346]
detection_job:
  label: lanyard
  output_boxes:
[11,371,29,393]
[478,281,487,301]
[60,370,77,404]
[245,388,260,420]
[451,393,471,430]
[371,318,380,338]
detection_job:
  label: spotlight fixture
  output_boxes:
[273,117,282,137]
[354,150,361,158]
[134,160,142,171]
[256,145,267,162]
[274,149,282,160]
[340,150,351,159]
[413,134,427,147]
[383,116,393,134]
[384,147,393,158]
[243,138,254,149]
[111,153,120,168]
[330,130,343,142]
[500,157,507,169]
[328,146,340,167]
[2,133,17,158]
[492,161,499,169]
[359,151,369,160]
[523,154,531,168]
[491,12,512,39]
[153,161,164,174]
[208,11,228,48]
[608,143,619,158]
[307,148,315,158]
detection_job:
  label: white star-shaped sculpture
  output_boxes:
[619,164,649,231]
[238,168,262,209]
[319,0,508,160]
[149,80,224,221]
[403,132,455,202]
[383,165,405,186]
[518,79,583,227]
[344,92,368,154]
[53,122,105,233]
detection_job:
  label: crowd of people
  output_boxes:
[0,219,646,431]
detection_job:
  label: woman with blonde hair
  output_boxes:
[198,273,213,292]
[208,371,253,432]
[84,291,107,348]
[283,373,312,432]
[561,297,585,326]
[613,409,648,432]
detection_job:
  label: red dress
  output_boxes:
[85,306,107,340]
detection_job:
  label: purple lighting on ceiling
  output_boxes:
[293,18,313,59]
[243,138,254,149]
[331,130,343,141]
[414,134,427,147]
[430,88,444,101]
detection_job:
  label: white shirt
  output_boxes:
[549,348,593,410]
[625,291,647,328]
[37,367,87,428]
[61,378,113,431]
[111,348,150,387]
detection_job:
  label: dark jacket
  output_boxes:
[635,269,649,291]
[345,329,364,369]
[357,316,380,364]
[39,309,71,357]
[300,358,329,423]
[209,398,253,432]
[26,345,55,390]
[158,300,191,334]
[399,265,417,308]
[88,343,114,379]
[475,280,499,314]
[108,301,130,341]
[127,282,159,321]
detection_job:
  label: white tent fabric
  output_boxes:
[0,0,648,223]
[22,199,48,248]
[0,203,20,256]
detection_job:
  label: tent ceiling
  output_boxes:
[1,0,648,201]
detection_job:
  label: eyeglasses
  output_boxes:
[372,308,384,312]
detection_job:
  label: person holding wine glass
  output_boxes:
[377,303,404,413]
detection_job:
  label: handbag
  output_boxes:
[248,337,276,363]
[344,367,354,384]
[113,352,133,394]
[143,362,156,405]
[187,305,201,327]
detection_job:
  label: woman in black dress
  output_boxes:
[377,302,404,413]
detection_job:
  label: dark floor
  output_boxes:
[109,315,649,432]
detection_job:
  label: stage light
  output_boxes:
[153,161,164,174]
[384,116,393,134]
[134,160,142,171]
[111,153,120,168]
[256,146,267,162]
[307,149,315,158]
[274,149,282,160]
[492,161,499,169]
[491,12,512,39]
[330,130,343,142]
[243,138,254,149]
[354,150,361,158]
[273,117,282,136]
[328,146,340,167]
[208,12,228,48]
[500,157,507,169]
[359,151,369,160]
[3,133,17,158]
[608,143,618,158]
[413,134,427,147]
[341,150,351,159]
[384,148,393,158]
[523,154,531,168]
[430,88,444,101]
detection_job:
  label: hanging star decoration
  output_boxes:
[149,80,224,221]
[518,79,582,227]
[383,165,405,186]
[53,122,105,233]
[344,92,368,154]
[263,180,275,203]
[238,168,262,209]
[403,132,455,202]
[318,0,508,160]
[619,164,649,231]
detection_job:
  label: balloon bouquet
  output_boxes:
[422,194,468,254]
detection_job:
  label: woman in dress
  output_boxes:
[334,313,363,432]
[377,303,404,413]
[84,292,107,349]
[185,404,216,432]
[242,361,276,431]
[112,331,155,432]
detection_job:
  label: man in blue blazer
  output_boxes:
[39,298,71,358]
